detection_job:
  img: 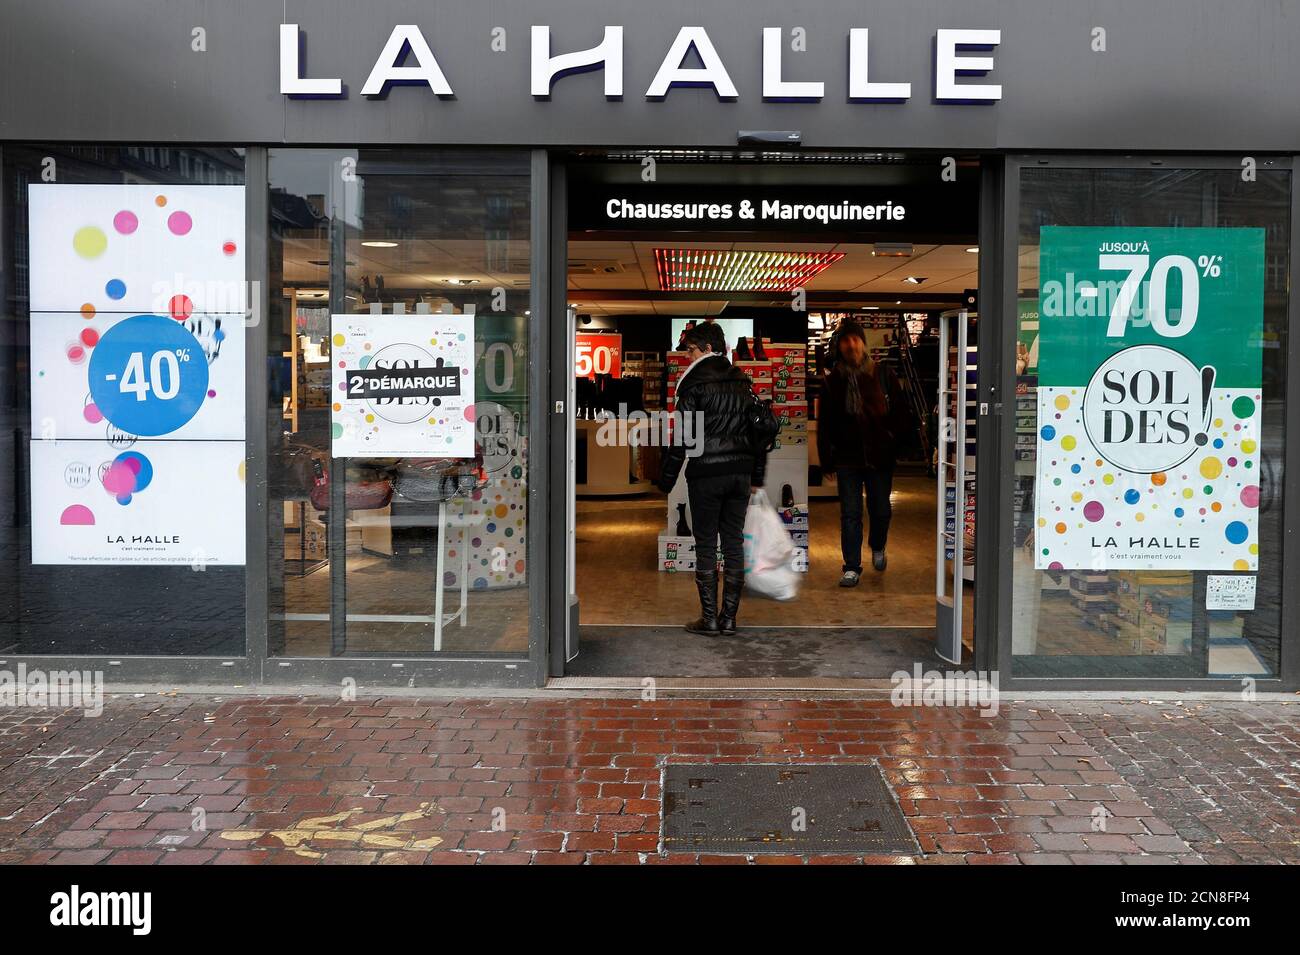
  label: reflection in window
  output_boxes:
[268,149,531,657]
[1012,167,1287,678]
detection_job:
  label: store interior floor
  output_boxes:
[571,471,975,678]
[277,553,530,657]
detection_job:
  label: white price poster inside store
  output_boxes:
[331,312,476,458]
[27,183,247,565]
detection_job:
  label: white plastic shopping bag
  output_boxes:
[743,489,800,601]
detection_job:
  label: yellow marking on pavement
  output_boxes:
[220,802,445,858]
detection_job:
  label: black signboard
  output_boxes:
[345,363,462,401]
[569,183,978,239]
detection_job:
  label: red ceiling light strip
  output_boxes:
[654,248,845,292]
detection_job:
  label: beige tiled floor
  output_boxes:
[575,474,973,635]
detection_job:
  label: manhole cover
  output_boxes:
[662,763,917,855]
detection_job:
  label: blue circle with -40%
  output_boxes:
[88,314,209,437]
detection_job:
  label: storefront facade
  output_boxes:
[0,1,1296,690]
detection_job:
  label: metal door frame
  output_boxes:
[548,150,1000,680]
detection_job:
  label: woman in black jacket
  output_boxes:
[658,322,767,636]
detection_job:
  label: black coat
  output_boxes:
[658,354,768,490]
[817,361,909,471]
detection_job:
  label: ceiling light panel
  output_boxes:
[654,248,844,292]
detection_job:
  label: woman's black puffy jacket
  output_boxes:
[658,354,768,491]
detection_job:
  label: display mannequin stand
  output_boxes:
[433,496,471,650]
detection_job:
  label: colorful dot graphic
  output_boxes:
[73,226,107,259]
[113,210,138,234]
[101,450,154,506]
[1036,382,1259,570]
[169,294,194,321]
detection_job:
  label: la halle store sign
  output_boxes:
[280,24,1003,103]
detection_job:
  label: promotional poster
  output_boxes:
[330,312,476,458]
[1035,226,1264,571]
[27,183,247,565]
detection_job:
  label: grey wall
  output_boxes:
[1,0,1297,150]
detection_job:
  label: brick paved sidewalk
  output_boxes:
[0,695,1295,865]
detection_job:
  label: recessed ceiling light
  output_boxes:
[966,247,979,254]
[902,276,927,285]
[862,306,880,310]
[873,242,913,257]
[444,278,480,285]
[654,248,845,292]
[361,240,398,248]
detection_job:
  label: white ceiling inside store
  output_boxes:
[282,236,532,296]
[569,240,990,316]
[281,236,1044,314]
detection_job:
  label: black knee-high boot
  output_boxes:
[716,567,745,635]
[685,568,719,635]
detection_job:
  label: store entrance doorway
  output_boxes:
[556,153,984,681]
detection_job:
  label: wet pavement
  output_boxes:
[0,694,1295,865]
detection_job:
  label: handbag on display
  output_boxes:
[275,442,328,499]
[392,446,488,504]
[309,465,394,512]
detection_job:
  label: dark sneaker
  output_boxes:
[872,550,887,572]
[839,570,861,587]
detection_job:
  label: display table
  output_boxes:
[576,417,652,496]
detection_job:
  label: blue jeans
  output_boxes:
[836,466,893,572]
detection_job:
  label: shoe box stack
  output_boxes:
[768,343,808,451]
[1096,571,1243,655]
[763,341,809,572]
[665,350,690,416]
[1068,569,1115,624]
[656,535,726,574]
[1014,375,1037,464]
[778,500,810,571]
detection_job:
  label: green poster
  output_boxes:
[1035,226,1264,571]
[475,312,528,409]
